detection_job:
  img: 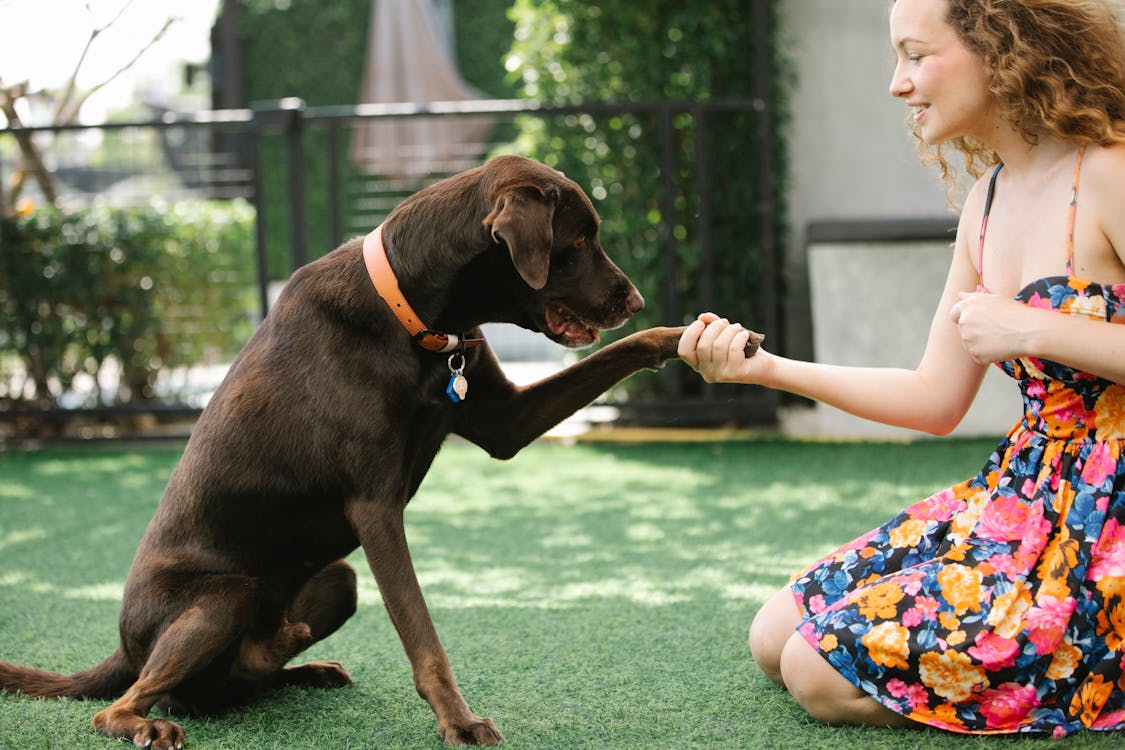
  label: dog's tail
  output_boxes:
[0,649,135,700]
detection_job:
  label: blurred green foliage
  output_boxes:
[0,201,256,406]
[237,0,515,104]
[503,0,788,395]
[233,1,788,399]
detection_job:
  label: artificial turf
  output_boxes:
[0,438,1120,749]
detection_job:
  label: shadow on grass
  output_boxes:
[398,439,997,613]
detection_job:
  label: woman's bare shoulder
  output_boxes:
[1082,142,1125,187]
[1081,142,1125,266]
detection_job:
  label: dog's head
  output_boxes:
[480,157,644,348]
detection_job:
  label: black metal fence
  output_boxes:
[1,98,779,434]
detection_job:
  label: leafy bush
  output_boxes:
[0,201,256,407]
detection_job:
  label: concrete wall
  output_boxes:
[778,0,950,358]
[773,1,1019,438]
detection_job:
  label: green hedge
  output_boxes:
[237,0,514,109]
[235,1,787,288]
[0,201,256,407]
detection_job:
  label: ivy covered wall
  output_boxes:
[503,0,788,356]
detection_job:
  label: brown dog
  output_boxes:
[1,156,761,748]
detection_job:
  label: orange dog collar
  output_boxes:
[362,224,485,353]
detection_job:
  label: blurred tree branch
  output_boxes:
[0,80,56,209]
[1,1,177,215]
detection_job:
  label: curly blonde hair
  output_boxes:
[909,0,1125,200]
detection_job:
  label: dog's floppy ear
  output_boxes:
[483,182,560,290]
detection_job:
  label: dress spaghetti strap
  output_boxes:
[976,146,1087,286]
[1065,145,1086,275]
[977,163,1004,286]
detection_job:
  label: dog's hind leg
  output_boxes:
[92,579,257,750]
[288,559,357,643]
[272,559,357,689]
[230,560,358,692]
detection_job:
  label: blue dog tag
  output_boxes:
[445,372,468,403]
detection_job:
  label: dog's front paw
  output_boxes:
[439,714,504,746]
[743,329,765,357]
[617,326,688,368]
[654,324,764,361]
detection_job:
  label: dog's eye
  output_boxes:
[574,235,587,249]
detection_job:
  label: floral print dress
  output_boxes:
[790,148,1125,737]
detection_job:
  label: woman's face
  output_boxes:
[889,0,995,144]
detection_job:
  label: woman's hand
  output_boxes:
[948,291,1034,363]
[677,313,773,384]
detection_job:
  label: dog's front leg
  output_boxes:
[345,501,503,746]
[457,325,761,459]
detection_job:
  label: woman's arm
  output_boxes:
[949,293,1125,383]
[679,183,992,435]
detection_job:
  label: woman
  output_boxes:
[678,0,1125,737]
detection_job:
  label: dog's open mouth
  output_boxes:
[545,303,600,347]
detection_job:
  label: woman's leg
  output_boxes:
[749,582,918,728]
[779,632,916,728]
[747,586,803,686]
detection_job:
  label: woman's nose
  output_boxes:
[889,62,911,98]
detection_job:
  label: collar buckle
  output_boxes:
[363,224,485,353]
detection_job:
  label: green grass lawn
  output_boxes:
[0,437,1120,749]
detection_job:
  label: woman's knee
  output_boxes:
[780,633,855,723]
[748,587,801,686]
[780,633,915,728]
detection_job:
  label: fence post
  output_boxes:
[249,109,270,319]
[658,106,690,397]
[753,0,778,353]
[327,119,343,248]
[280,98,308,271]
[691,104,718,404]
[692,105,713,314]
[0,144,6,215]
[658,109,680,316]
